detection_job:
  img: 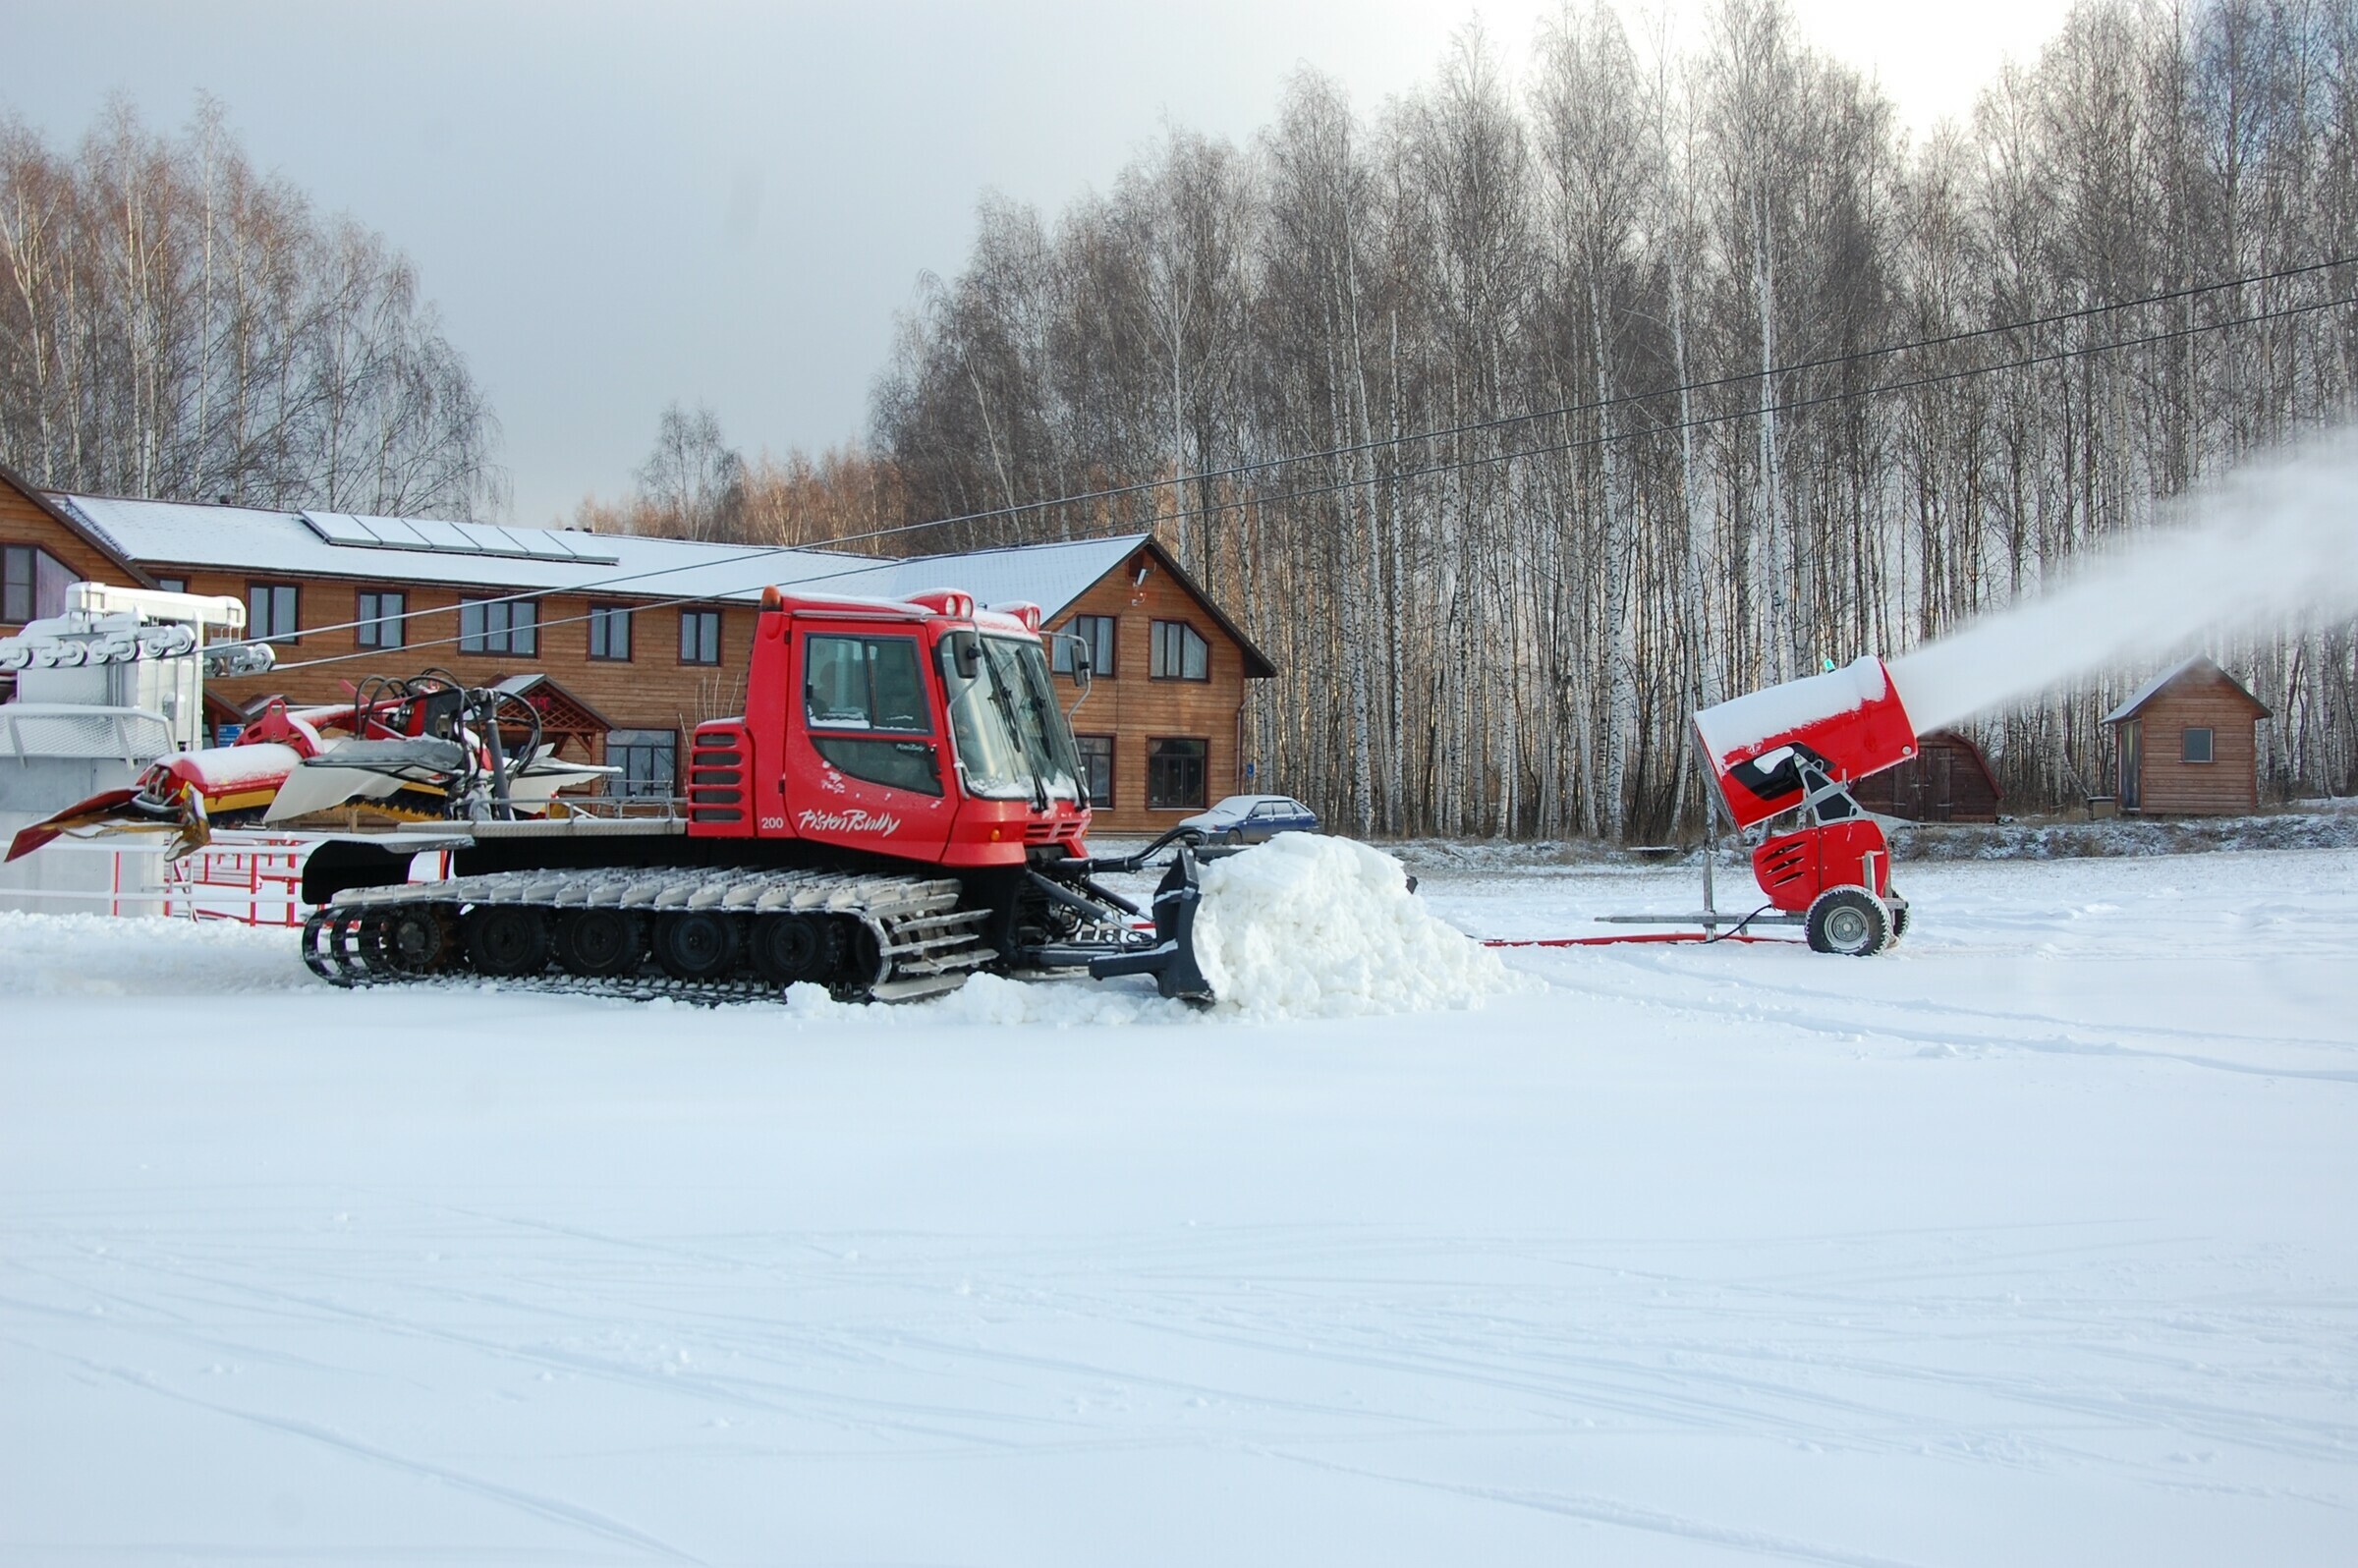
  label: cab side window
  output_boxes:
[804,635,931,733]
[803,634,940,796]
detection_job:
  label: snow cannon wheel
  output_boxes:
[465,905,554,977]
[652,910,743,981]
[1886,893,1911,946]
[554,908,646,979]
[1806,887,1892,957]
[750,912,839,986]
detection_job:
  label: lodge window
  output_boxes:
[247,582,300,643]
[2181,727,2215,763]
[1151,619,1208,682]
[3,544,74,624]
[357,590,406,648]
[1075,734,1115,808]
[1147,736,1208,810]
[589,604,633,661]
[680,608,722,665]
[1055,614,1118,679]
[459,597,536,655]
[153,577,188,595]
[605,728,677,799]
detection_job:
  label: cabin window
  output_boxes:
[1148,736,1208,810]
[1055,614,1117,679]
[357,590,405,648]
[1151,620,1209,682]
[679,608,722,665]
[803,635,931,733]
[459,597,535,655]
[247,582,301,643]
[1075,734,1114,808]
[2,544,74,624]
[589,604,632,661]
[2181,727,2215,764]
[152,577,188,595]
[605,729,677,798]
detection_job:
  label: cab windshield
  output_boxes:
[938,633,1083,804]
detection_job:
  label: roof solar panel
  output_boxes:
[298,511,383,546]
[406,518,480,553]
[303,508,622,566]
[357,515,432,549]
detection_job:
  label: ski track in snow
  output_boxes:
[3,847,2355,1564]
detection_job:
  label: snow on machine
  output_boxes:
[5,672,613,863]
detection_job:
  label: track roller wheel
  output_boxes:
[652,910,743,981]
[380,905,458,974]
[554,908,646,978]
[1806,886,1891,957]
[465,904,554,977]
[749,912,839,985]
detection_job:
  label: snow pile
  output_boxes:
[1191,834,1515,1020]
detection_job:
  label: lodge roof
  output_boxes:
[16,479,1275,680]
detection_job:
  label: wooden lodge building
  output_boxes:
[0,461,1275,835]
[2102,655,2269,816]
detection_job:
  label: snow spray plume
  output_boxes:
[1886,427,2358,731]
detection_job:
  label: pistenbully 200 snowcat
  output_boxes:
[278,588,1219,1003]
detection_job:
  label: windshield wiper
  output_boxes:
[982,655,1048,812]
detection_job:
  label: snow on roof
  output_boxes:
[52,493,1145,618]
[878,534,1145,619]
[2099,655,2266,724]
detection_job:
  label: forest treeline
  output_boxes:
[0,99,502,521]
[864,0,2358,835]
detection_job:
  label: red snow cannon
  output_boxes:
[1684,658,1921,955]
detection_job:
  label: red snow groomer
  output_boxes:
[1606,657,1921,954]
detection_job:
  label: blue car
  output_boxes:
[1177,794,1320,844]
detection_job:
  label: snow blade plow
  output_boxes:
[282,588,1229,1006]
[1602,656,1921,955]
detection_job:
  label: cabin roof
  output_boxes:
[2101,655,2271,724]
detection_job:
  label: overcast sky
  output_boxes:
[10,1,2076,525]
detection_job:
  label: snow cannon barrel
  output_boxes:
[1692,656,1920,830]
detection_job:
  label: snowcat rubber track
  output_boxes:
[301,866,993,1004]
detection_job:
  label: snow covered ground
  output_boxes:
[3,845,2354,1566]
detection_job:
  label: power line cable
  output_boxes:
[833,252,2358,540]
[215,252,2355,652]
[1124,290,2357,533]
[264,283,2355,674]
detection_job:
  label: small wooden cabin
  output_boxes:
[2102,655,2269,815]
[1851,730,2001,822]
